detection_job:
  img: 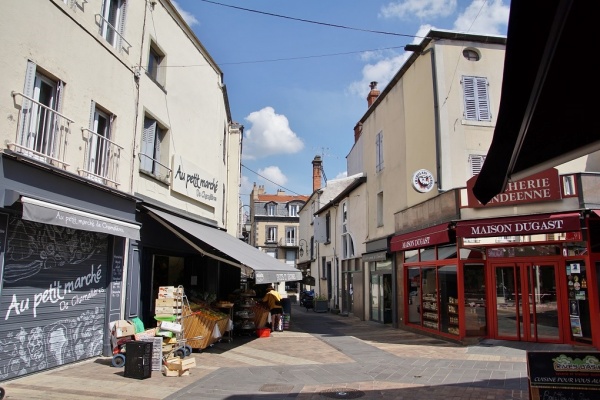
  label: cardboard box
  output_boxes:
[166,357,196,371]
[160,321,182,333]
[158,286,184,299]
[155,306,178,315]
[156,298,179,307]
[112,320,136,338]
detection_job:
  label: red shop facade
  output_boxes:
[391,169,600,348]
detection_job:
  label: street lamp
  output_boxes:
[299,239,308,257]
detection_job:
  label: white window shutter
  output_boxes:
[141,118,156,171]
[19,61,37,144]
[475,77,490,121]
[118,0,128,51]
[89,100,96,131]
[463,76,477,120]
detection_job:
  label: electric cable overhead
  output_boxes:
[242,164,303,196]
[197,0,422,39]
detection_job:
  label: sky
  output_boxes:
[172,0,511,205]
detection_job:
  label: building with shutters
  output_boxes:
[0,0,301,380]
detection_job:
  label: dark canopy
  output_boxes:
[472,0,598,204]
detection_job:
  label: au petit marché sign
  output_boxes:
[467,168,562,208]
[172,156,220,207]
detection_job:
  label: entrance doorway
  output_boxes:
[492,262,561,342]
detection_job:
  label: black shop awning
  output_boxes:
[472,0,598,204]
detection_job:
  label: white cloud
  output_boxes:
[242,107,304,160]
[257,166,288,191]
[453,0,509,36]
[347,52,409,98]
[380,0,457,20]
[171,0,199,27]
[334,171,348,180]
[240,175,253,199]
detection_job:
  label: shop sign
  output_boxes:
[362,251,387,262]
[527,351,600,399]
[456,213,581,238]
[411,169,435,193]
[390,223,451,252]
[467,168,561,208]
[172,156,220,207]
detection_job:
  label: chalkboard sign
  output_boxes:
[527,351,600,400]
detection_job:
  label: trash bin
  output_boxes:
[124,341,153,379]
[281,298,292,330]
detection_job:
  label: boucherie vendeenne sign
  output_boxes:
[171,156,219,207]
[467,168,561,208]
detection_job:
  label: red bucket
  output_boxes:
[256,328,270,338]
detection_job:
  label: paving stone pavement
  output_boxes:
[0,304,592,400]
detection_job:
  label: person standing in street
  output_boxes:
[262,285,283,331]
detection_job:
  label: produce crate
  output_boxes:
[182,306,229,350]
[252,304,269,329]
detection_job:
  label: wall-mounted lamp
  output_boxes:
[299,239,308,257]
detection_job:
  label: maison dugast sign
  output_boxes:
[172,156,220,207]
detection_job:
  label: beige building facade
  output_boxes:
[0,0,296,380]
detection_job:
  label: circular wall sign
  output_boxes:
[412,169,435,193]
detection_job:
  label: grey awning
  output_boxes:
[22,196,140,240]
[146,207,302,284]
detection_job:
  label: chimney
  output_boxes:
[367,81,380,107]
[276,189,286,196]
[354,122,363,143]
[312,155,322,192]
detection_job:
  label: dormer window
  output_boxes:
[289,204,299,217]
[267,203,276,216]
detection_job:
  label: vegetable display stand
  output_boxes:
[182,306,229,350]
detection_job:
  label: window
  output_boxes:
[267,203,276,216]
[288,204,299,217]
[377,192,384,227]
[16,61,67,164]
[469,154,486,176]
[462,76,491,122]
[341,201,354,258]
[285,226,296,246]
[266,226,277,243]
[462,48,480,61]
[141,116,169,179]
[376,131,384,172]
[285,250,295,265]
[147,42,165,86]
[266,249,277,258]
[325,212,331,243]
[100,0,128,50]
[85,101,114,183]
[310,201,316,222]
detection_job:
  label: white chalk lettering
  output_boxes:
[4,265,103,320]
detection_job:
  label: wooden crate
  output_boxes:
[182,307,228,350]
[252,304,269,328]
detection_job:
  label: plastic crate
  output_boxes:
[124,341,153,379]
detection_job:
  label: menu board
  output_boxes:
[527,351,600,400]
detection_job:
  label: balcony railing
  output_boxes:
[95,14,132,53]
[279,237,298,247]
[138,153,172,183]
[10,91,73,168]
[78,128,123,187]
